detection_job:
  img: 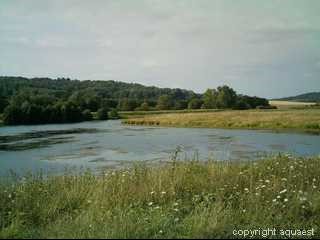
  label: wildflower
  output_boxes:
[174,208,179,212]
[279,189,287,194]
[313,185,317,189]
[8,194,12,199]
[313,178,317,182]
[159,230,163,234]
[281,178,287,181]
[299,197,307,202]
[277,195,281,199]
[148,202,153,206]
[265,180,270,184]
[174,218,179,222]
[87,200,92,204]
[161,191,166,195]
[272,199,277,203]
[154,206,160,210]
[244,188,249,192]
[284,198,288,202]
[261,185,266,188]
[173,202,179,206]
[150,191,155,195]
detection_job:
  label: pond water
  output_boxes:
[0,120,319,176]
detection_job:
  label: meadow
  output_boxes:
[123,109,320,133]
[0,154,319,238]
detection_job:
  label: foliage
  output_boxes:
[156,95,173,110]
[0,155,319,238]
[187,98,203,109]
[109,108,120,119]
[97,107,109,120]
[0,77,270,125]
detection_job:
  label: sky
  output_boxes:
[0,0,319,98]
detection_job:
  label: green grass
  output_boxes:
[123,109,320,133]
[1,155,320,239]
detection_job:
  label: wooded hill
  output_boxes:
[0,76,270,125]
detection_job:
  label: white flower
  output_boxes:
[161,191,166,195]
[284,198,288,202]
[279,189,287,194]
[299,197,307,202]
[148,202,153,206]
[265,180,270,183]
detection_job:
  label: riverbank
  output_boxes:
[123,109,320,133]
[1,155,319,238]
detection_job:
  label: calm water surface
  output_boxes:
[0,120,319,176]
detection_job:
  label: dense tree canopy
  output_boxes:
[0,76,270,125]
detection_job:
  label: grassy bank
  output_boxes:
[123,109,320,133]
[1,155,320,238]
[119,108,221,119]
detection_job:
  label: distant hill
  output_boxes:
[276,92,320,103]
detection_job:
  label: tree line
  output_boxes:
[0,77,271,125]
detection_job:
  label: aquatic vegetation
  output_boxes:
[0,155,319,238]
[0,128,104,151]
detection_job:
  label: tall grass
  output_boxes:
[0,155,319,238]
[123,109,320,133]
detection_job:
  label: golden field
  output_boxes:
[123,109,320,133]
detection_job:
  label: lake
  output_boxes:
[0,120,319,176]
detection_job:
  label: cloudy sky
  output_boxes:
[0,0,319,98]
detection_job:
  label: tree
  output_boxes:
[216,85,237,108]
[140,101,149,111]
[202,89,218,109]
[118,98,137,111]
[174,100,188,110]
[0,97,8,113]
[188,98,203,109]
[63,101,84,123]
[97,107,109,120]
[82,109,93,121]
[156,95,172,110]
[109,108,120,119]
